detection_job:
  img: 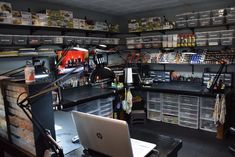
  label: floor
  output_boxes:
[129,120,235,157]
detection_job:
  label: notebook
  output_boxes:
[72,111,156,157]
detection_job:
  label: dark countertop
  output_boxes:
[61,86,117,109]
[138,82,223,97]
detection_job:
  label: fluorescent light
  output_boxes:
[73,46,88,51]
[182,52,197,55]
[99,44,107,48]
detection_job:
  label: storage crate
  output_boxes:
[147,111,161,121]
[180,95,199,106]
[200,119,216,132]
[63,36,75,45]
[176,20,187,28]
[162,114,178,124]
[152,36,162,41]
[186,12,199,20]
[199,18,211,26]
[211,16,225,25]
[199,11,211,19]
[187,19,198,27]
[41,36,54,45]
[195,32,208,39]
[148,101,161,111]
[28,36,41,45]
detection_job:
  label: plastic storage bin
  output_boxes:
[175,14,187,21]
[199,11,211,19]
[162,114,178,124]
[176,20,187,28]
[226,15,235,24]
[0,35,12,45]
[226,7,235,16]
[180,104,198,111]
[211,9,225,17]
[148,92,161,102]
[201,97,215,109]
[148,101,161,111]
[162,108,178,116]
[77,100,99,113]
[41,36,54,45]
[63,36,75,45]
[220,30,234,38]
[13,36,27,45]
[200,108,214,120]
[163,93,178,102]
[221,38,233,46]
[147,111,161,121]
[211,16,225,25]
[179,120,198,129]
[187,19,198,27]
[200,119,216,132]
[28,36,41,45]
[199,18,211,26]
[186,12,199,20]
[163,101,178,108]
[180,95,199,106]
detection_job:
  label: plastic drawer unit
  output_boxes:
[0,35,12,45]
[163,93,179,103]
[99,97,114,118]
[200,119,216,132]
[176,20,187,28]
[199,11,211,19]
[13,35,27,45]
[148,111,161,121]
[147,92,161,102]
[199,18,211,26]
[162,114,178,125]
[77,100,100,114]
[200,97,216,132]
[187,19,198,27]
[179,117,198,129]
[148,101,161,112]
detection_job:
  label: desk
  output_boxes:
[55,111,182,157]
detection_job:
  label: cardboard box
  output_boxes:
[12,11,32,25]
[60,10,73,19]
[94,21,108,31]
[0,2,12,13]
[78,19,86,29]
[128,19,141,32]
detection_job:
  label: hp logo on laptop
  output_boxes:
[96,132,103,139]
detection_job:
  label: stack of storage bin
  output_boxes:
[147,92,162,121]
[200,97,216,132]
[179,96,199,129]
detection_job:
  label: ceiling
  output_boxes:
[35,0,230,15]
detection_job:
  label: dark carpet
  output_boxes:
[129,120,235,157]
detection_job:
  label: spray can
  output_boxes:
[24,61,35,83]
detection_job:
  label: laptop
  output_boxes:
[72,111,156,157]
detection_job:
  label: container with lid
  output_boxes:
[24,62,35,84]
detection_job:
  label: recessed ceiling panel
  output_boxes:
[34,0,234,15]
